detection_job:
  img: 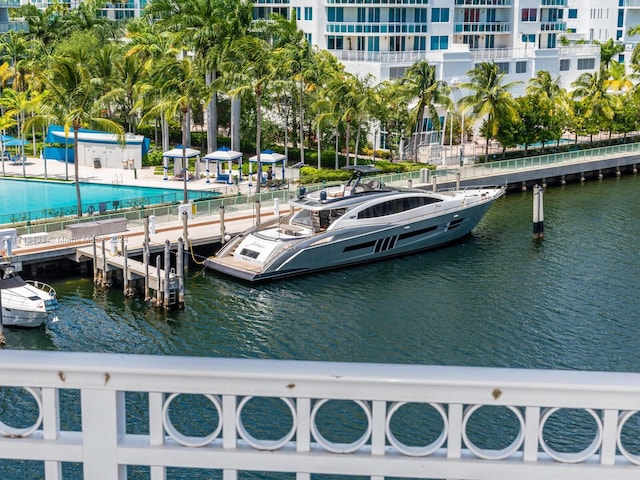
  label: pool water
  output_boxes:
[0,179,219,224]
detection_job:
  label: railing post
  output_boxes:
[81,389,126,480]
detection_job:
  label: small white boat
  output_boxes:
[0,262,59,327]
[205,166,506,281]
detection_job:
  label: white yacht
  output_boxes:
[0,263,59,327]
[205,166,506,281]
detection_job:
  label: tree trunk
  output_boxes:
[256,93,262,194]
[231,95,241,152]
[206,71,218,153]
[298,79,304,167]
[74,128,82,217]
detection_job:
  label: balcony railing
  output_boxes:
[326,22,428,34]
[454,21,511,33]
[0,21,28,33]
[541,0,568,5]
[0,350,640,480]
[540,21,567,31]
[454,0,511,5]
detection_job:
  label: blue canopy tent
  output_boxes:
[248,150,286,184]
[203,147,243,184]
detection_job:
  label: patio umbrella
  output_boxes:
[3,138,27,147]
[203,147,243,183]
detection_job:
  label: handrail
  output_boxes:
[0,350,638,479]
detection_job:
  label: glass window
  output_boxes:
[522,8,537,22]
[328,36,344,50]
[496,62,509,74]
[559,59,570,71]
[516,61,527,74]
[568,9,577,19]
[577,58,595,70]
[430,35,448,50]
[304,7,312,21]
[432,8,449,23]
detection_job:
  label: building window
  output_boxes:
[568,9,577,19]
[328,36,343,50]
[496,62,509,74]
[516,61,527,74]
[522,8,537,22]
[414,36,426,51]
[559,59,570,71]
[431,8,449,23]
[577,58,595,70]
[305,33,312,45]
[358,7,366,23]
[415,8,427,23]
[521,34,536,43]
[294,7,301,20]
[304,7,312,21]
[430,35,448,50]
[328,7,343,22]
[618,53,624,63]
[368,8,380,23]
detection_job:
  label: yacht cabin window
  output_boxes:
[357,196,442,219]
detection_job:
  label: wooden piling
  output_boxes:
[155,255,162,307]
[177,237,185,307]
[255,200,261,225]
[456,172,460,190]
[163,240,170,309]
[101,238,108,286]
[431,175,437,192]
[92,236,98,283]
[143,241,150,301]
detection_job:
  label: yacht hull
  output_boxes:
[206,195,498,282]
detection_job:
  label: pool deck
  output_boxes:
[1,156,292,271]
[0,155,292,195]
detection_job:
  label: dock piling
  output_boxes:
[177,238,185,307]
[155,255,161,307]
[255,200,261,226]
[219,206,226,242]
[533,184,544,241]
[163,240,170,309]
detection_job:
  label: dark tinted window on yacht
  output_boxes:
[357,196,442,219]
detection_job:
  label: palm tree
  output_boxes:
[571,70,621,143]
[137,56,209,203]
[458,61,521,161]
[401,60,451,157]
[0,87,42,177]
[326,72,372,168]
[526,71,569,147]
[145,0,253,153]
[218,35,275,193]
[34,56,124,217]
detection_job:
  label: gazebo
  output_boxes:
[162,147,201,180]
[203,147,243,184]
[248,150,286,184]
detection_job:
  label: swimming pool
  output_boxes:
[0,179,220,225]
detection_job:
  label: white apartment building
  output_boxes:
[16,1,640,95]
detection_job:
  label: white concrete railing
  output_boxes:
[1,350,640,479]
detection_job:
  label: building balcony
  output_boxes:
[541,0,568,5]
[454,21,511,33]
[326,0,429,4]
[0,0,21,6]
[540,21,567,31]
[623,0,640,7]
[0,20,28,33]
[454,0,511,6]
[326,22,428,35]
